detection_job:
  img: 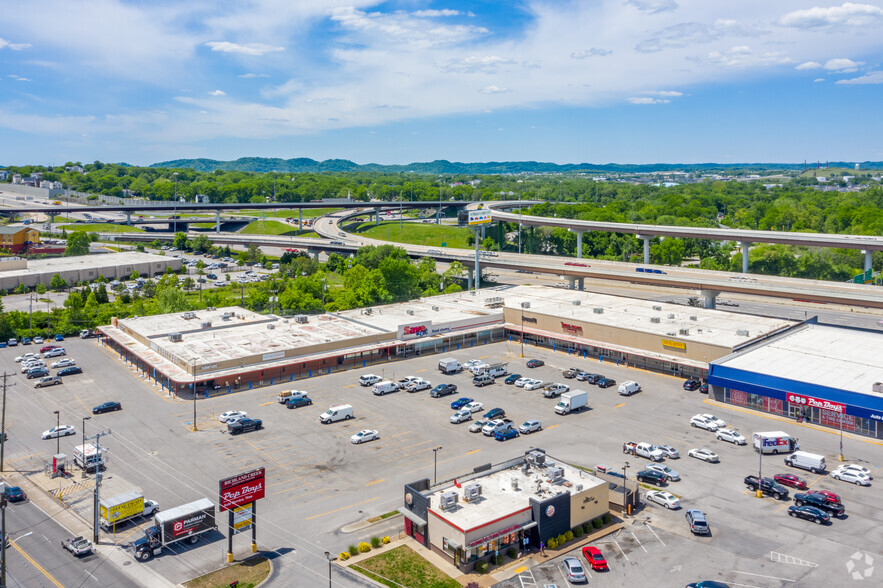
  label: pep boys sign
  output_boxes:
[220,468,265,511]
[787,392,845,414]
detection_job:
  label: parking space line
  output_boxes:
[615,403,626,408]
[259,401,274,406]
[465,449,481,456]
[305,496,379,520]
[545,424,560,430]
[643,522,666,547]
[416,369,426,373]
[609,538,630,561]
[630,531,647,552]
[365,479,385,486]
[732,571,796,583]
[392,431,411,437]
[343,384,356,388]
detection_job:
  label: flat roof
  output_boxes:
[498,285,796,349]
[715,323,883,396]
[427,456,604,532]
[0,251,175,275]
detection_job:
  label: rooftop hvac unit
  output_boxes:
[201,321,212,329]
[439,491,459,511]
[548,466,564,482]
[267,324,275,330]
[572,300,581,306]
[168,332,182,342]
[690,315,697,321]
[736,329,750,337]
[529,450,546,465]
[679,328,690,336]
[593,307,604,314]
[221,312,233,321]
[650,317,661,324]
[406,310,414,315]
[667,314,675,319]
[511,478,519,490]
[432,306,439,311]
[873,382,883,394]
[667,332,676,336]
[575,484,583,492]
[652,305,662,311]
[484,296,504,308]
[182,311,196,320]
[464,482,482,502]
[520,301,530,309]
[294,315,308,324]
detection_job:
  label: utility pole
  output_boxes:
[0,372,11,473]
[87,430,112,544]
[1,491,6,588]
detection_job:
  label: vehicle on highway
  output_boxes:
[469,419,489,433]
[716,429,746,445]
[504,374,521,385]
[43,347,66,358]
[645,490,681,509]
[57,366,83,377]
[92,401,122,414]
[636,469,667,486]
[744,475,789,499]
[228,418,263,435]
[773,474,808,490]
[51,358,76,369]
[597,378,616,388]
[686,582,729,588]
[518,420,542,434]
[690,415,719,432]
[351,429,379,444]
[688,448,720,463]
[494,428,519,441]
[450,397,473,410]
[464,401,484,413]
[526,359,544,368]
[359,374,381,386]
[483,407,505,419]
[286,396,313,409]
[644,463,680,481]
[581,546,608,571]
[788,505,830,525]
[794,492,845,516]
[62,536,94,556]
[524,379,544,391]
[830,468,871,486]
[2,486,27,503]
[657,445,680,459]
[450,410,472,424]
[430,383,457,398]
[562,556,587,583]
[35,376,62,388]
[685,509,710,535]
[563,367,579,379]
[42,425,76,439]
[683,379,701,391]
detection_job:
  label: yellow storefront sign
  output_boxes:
[661,339,686,350]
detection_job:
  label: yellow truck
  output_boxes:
[100,491,159,530]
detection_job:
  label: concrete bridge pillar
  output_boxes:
[375,210,380,226]
[700,289,720,309]
[573,230,584,259]
[863,249,873,273]
[299,209,303,233]
[637,234,651,264]
[467,270,473,291]
[568,276,576,290]
[578,277,585,291]
[125,211,132,226]
[741,241,750,274]
[215,210,221,233]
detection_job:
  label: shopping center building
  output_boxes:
[0,251,182,290]
[402,449,608,572]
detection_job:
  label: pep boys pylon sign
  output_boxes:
[219,467,265,511]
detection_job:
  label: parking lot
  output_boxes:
[2,338,881,586]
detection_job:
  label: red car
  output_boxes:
[565,262,589,267]
[582,546,608,571]
[773,473,808,490]
[807,489,841,503]
[40,345,59,353]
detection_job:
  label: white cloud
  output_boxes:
[628,97,669,104]
[626,0,679,14]
[480,85,511,94]
[239,73,269,79]
[0,38,32,51]
[205,41,284,56]
[8,74,32,82]
[330,6,488,49]
[443,55,517,73]
[412,9,461,18]
[208,89,226,96]
[571,48,612,59]
[696,46,791,68]
[644,90,683,97]
[636,19,765,53]
[824,58,862,71]
[795,61,822,70]
[779,2,883,29]
[814,78,826,82]
[836,70,883,84]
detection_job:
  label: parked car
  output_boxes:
[43,348,66,358]
[524,379,544,391]
[657,445,680,459]
[51,358,77,369]
[806,489,841,503]
[450,410,472,424]
[92,401,122,414]
[518,420,542,434]
[636,469,668,486]
[450,397,474,410]
[793,492,846,516]
[504,374,521,385]
[57,366,83,377]
[561,556,587,583]
[690,415,719,431]
[469,419,489,433]
[21,337,31,345]
[35,376,62,388]
[219,410,248,423]
[14,353,38,363]
[27,367,50,379]
[597,378,616,388]
[494,428,519,441]
[644,463,680,481]
[7,338,17,347]
[33,336,44,344]
[39,345,58,353]
[359,374,381,386]
[228,418,263,435]
[683,379,701,391]
[581,373,604,384]
[286,396,313,409]
[688,448,720,463]
[405,378,431,392]
[350,429,379,444]
[833,464,872,479]
[526,359,544,368]
[581,546,608,571]
[430,383,457,398]
[464,401,484,413]
[645,490,681,509]
[830,468,871,486]
[483,407,505,419]
[54,334,65,341]
[42,425,76,439]
[514,377,531,387]
[716,429,746,445]
[788,505,831,525]
[773,473,808,490]
[563,368,579,379]
[685,509,710,535]
[744,475,789,499]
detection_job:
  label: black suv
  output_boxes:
[794,492,846,517]
[430,383,457,398]
[744,475,789,499]
[683,379,701,391]
[636,469,668,486]
[597,378,616,388]
[228,418,263,435]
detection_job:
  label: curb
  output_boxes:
[340,512,402,534]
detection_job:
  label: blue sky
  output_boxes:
[2,1,883,166]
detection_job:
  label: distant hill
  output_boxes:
[149,157,883,175]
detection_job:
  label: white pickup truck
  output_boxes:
[624,441,665,462]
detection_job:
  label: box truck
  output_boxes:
[100,491,159,530]
[73,443,107,471]
[132,498,216,561]
[438,358,462,374]
[752,431,799,454]
[554,390,589,415]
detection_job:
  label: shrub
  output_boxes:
[582,522,593,534]
[557,534,567,546]
[338,552,350,560]
[602,513,612,525]
[370,537,381,548]
[573,526,584,539]
[546,537,557,549]
[348,545,358,556]
[475,561,489,574]
[592,517,603,529]
[507,546,518,559]
[382,536,391,544]
[493,554,504,565]
[564,530,574,542]
[358,542,371,553]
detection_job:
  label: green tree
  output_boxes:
[35,283,47,295]
[65,231,91,256]
[94,283,109,304]
[172,232,189,250]
[64,291,84,311]
[651,238,686,266]
[50,273,67,291]
[191,234,212,253]
[247,243,262,263]
[130,270,140,281]
[156,286,189,313]
[181,277,195,291]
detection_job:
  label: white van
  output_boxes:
[319,404,354,424]
[784,451,826,474]
[372,381,398,396]
[487,365,508,378]
[618,381,641,396]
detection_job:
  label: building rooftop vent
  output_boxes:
[736,329,750,337]
[406,310,415,315]
[652,305,662,311]
[548,466,564,482]
[679,328,690,336]
[432,306,439,311]
[294,315,308,324]
[572,300,581,306]
[689,315,697,321]
[593,307,604,314]
[667,314,675,319]
[267,324,275,330]
[650,317,661,324]
[168,332,182,342]
[873,382,883,394]
[201,321,212,329]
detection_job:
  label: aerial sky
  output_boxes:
[1,1,882,166]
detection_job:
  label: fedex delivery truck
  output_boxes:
[753,431,798,454]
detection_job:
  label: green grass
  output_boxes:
[354,222,469,248]
[238,221,319,238]
[233,208,342,219]
[352,545,460,588]
[59,223,145,233]
[798,166,881,178]
[184,556,269,588]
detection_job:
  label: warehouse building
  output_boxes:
[402,449,609,572]
[0,251,182,291]
[709,322,883,439]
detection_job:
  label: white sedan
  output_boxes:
[51,359,77,369]
[219,410,248,423]
[464,401,484,413]
[831,468,871,486]
[351,429,379,444]
[450,410,472,424]
[833,464,872,479]
[42,425,76,440]
[700,414,727,428]
[524,379,545,391]
[716,429,746,445]
[645,490,681,510]
[15,353,38,363]
[688,448,720,463]
[690,415,719,432]
[43,348,66,358]
[514,377,531,388]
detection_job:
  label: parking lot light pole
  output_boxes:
[622,461,629,518]
[520,301,529,358]
[756,435,764,498]
[433,446,443,485]
[81,416,91,478]
[839,413,844,462]
[325,551,333,588]
[53,410,60,455]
